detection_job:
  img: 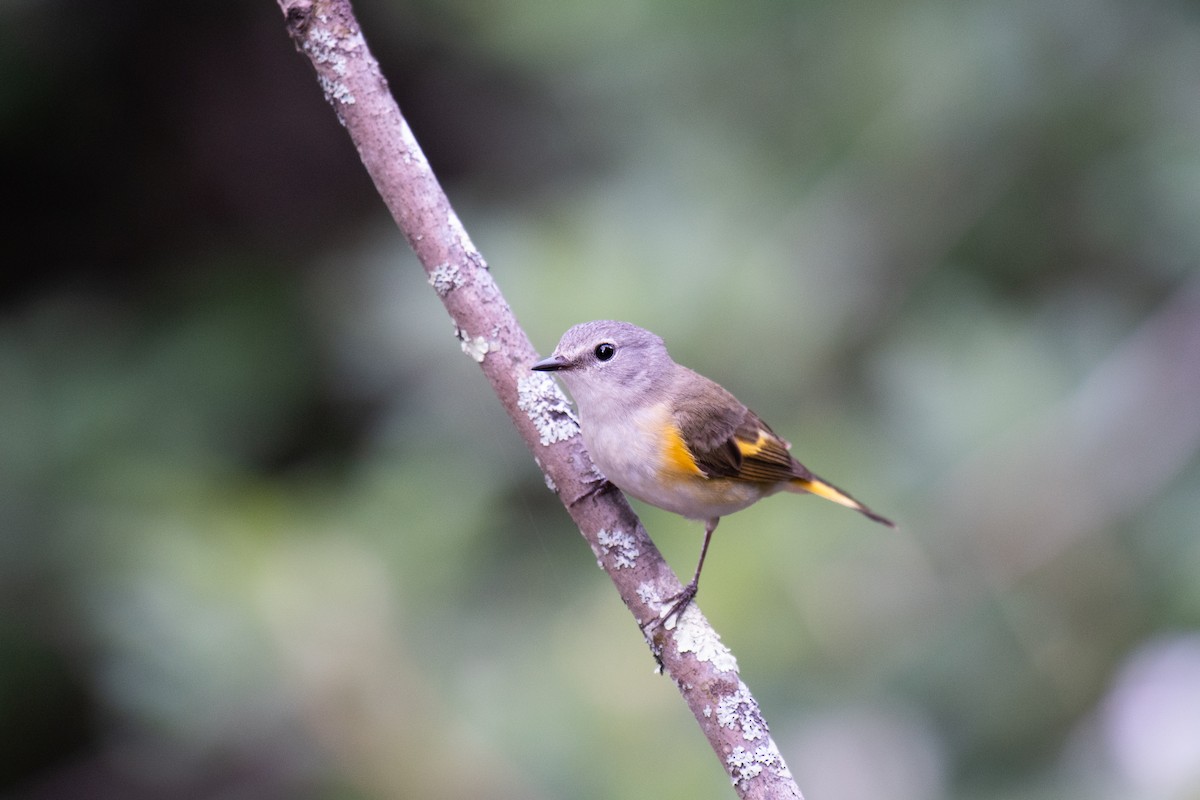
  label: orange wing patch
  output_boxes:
[734,429,771,457]
[731,423,807,483]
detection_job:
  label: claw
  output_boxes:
[567,473,615,508]
[640,580,698,634]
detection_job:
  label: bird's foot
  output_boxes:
[640,581,698,635]
[567,471,616,508]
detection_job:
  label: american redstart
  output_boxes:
[533,320,895,626]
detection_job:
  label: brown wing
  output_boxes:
[724,410,814,483]
[670,376,744,477]
[670,371,896,526]
[672,371,811,484]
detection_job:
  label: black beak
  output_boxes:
[531,354,569,372]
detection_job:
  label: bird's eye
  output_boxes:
[594,342,616,361]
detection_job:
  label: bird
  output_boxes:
[532,320,895,627]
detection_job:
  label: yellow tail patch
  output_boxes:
[790,478,897,528]
[791,478,860,509]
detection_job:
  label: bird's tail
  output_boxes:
[788,476,896,528]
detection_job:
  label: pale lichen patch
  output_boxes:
[727,741,792,789]
[301,25,364,112]
[516,373,579,446]
[672,607,739,673]
[457,329,490,362]
[727,747,763,783]
[636,582,660,608]
[595,528,639,569]
[717,683,766,741]
[428,262,465,296]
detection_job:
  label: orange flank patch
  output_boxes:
[662,422,705,477]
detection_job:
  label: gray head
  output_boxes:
[531,321,675,417]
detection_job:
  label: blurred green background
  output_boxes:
[4,0,1200,798]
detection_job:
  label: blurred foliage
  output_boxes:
[3,0,1200,798]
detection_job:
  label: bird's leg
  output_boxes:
[642,517,719,631]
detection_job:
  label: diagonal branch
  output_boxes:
[274,2,803,797]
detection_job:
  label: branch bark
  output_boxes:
[274,3,803,797]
